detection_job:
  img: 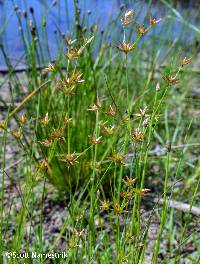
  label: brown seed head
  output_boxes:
[65,36,94,60]
[88,97,101,111]
[122,176,136,187]
[37,159,49,170]
[50,128,65,141]
[63,116,73,126]
[65,47,83,60]
[61,72,84,87]
[38,138,52,147]
[64,38,77,46]
[42,63,56,73]
[132,128,144,143]
[61,71,84,87]
[0,120,6,130]
[39,113,50,126]
[163,75,179,86]
[117,41,136,54]
[89,135,103,145]
[113,202,125,215]
[133,188,151,196]
[108,152,126,165]
[102,124,117,136]
[105,105,117,117]
[58,72,84,95]
[100,199,110,211]
[121,9,134,26]
[120,190,134,201]
[11,127,23,140]
[59,84,75,95]
[19,113,27,125]
[134,107,148,118]
[180,57,192,66]
[149,15,161,26]
[137,24,149,36]
[59,153,79,167]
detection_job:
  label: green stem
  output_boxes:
[153,151,171,263]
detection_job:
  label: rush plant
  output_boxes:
[0,1,199,263]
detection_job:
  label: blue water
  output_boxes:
[0,0,199,67]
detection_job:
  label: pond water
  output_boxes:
[0,0,199,68]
